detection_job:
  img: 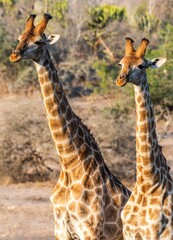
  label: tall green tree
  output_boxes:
[44,0,68,23]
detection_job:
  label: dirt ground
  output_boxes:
[0,182,54,240]
[0,95,173,239]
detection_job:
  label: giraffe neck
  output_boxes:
[134,73,161,181]
[34,50,102,172]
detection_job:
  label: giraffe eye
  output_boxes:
[138,64,145,69]
[35,40,42,45]
[118,63,122,67]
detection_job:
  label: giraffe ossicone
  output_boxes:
[9,14,131,239]
[116,38,173,240]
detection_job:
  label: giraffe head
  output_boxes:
[9,13,60,63]
[116,38,166,87]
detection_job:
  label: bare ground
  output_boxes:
[0,94,173,239]
[0,182,54,240]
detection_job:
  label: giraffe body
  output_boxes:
[9,14,130,239]
[116,38,173,239]
[51,167,129,240]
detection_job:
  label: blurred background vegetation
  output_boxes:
[0,0,173,183]
[0,0,172,107]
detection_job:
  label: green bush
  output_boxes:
[84,5,126,55]
[134,4,159,35]
[147,23,173,107]
[92,60,118,94]
[0,0,14,6]
[88,5,126,29]
[43,0,68,22]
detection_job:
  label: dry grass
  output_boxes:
[0,94,172,186]
[0,96,59,183]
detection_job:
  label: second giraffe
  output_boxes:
[116,38,173,240]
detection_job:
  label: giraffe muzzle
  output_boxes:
[9,49,22,62]
[115,74,128,87]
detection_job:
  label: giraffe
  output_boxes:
[115,37,173,239]
[9,14,131,240]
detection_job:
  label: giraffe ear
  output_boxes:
[47,34,60,45]
[149,58,167,68]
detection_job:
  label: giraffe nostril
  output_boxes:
[12,49,20,55]
[120,74,126,79]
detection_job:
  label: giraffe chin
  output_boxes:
[9,54,22,62]
[115,78,127,87]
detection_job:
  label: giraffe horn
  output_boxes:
[136,38,150,58]
[125,37,136,56]
[34,13,52,35]
[25,14,36,32]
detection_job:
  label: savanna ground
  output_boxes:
[0,93,173,240]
